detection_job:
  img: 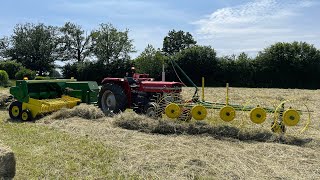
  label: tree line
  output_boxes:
[1,22,320,89]
[136,31,320,89]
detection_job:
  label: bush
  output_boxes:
[34,76,50,80]
[76,61,106,82]
[15,68,36,80]
[0,60,23,79]
[49,69,61,78]
[62,63,78,79]
[0,70,9,86]
[62,60,132,83]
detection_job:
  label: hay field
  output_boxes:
[1,87,320,179]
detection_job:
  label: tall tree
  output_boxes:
[91,23,135,64]
[162,30,197,55]
[0,37,10,59]
[170,46,218,86]
[134,44,166,79]
[255,41,320,88]
[58,22,92,62]
[6,23,58,75]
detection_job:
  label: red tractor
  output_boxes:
[98,73,183,118]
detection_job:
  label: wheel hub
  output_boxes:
[102,91,116,112]
[146,107,156,117]
[12,106,20,117]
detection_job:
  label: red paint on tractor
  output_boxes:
[139,81,182,93]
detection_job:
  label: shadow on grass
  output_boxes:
[114,116,314,147]
[4,118,37,124]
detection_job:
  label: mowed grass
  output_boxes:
[1,86,320,179]
[0,110,118,179]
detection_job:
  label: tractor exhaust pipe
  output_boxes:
[162,64,165,81]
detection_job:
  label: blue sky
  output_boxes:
[1,0,319,57]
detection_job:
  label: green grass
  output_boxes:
[0,111,118,179]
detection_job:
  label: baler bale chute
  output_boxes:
[8,79,99,121]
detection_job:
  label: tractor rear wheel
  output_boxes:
[98,83,127,115]
[9,101,22,120]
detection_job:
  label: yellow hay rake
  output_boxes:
[156,79,311,134]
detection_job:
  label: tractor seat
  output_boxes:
[125,77,138,87]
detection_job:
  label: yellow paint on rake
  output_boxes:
[165,103,181,119]
[191,105,207,120]
[300,103,311,133]
[250,107,267,124]
[177,86,311,134]
[271,98,311,134]
[272,99,290,131]
[226,83,229,106]
[283,109,300,126]
[219,106,236,122]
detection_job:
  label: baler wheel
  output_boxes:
[98,83,127,115]
[9,101,22,120]
[21,109,33,121]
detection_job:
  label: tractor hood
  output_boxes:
[139,81,182,93]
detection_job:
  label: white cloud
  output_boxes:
[52,0,191,57]
[193,0,320,56]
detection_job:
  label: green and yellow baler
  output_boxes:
[8,79,99,121]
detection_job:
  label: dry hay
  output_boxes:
[0,143,15,179]
[113,111,314,146]
[0,93,12,108]
[51,104,105,120]
[41,110,320,179]
[26,87,320,179]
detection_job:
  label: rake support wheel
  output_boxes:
[250,107,267,124]
[220,106,236,122]
[165,103,181,119]
[191,105,207,120]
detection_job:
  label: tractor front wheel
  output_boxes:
[9,101,22,120]
[98,83,127,115]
